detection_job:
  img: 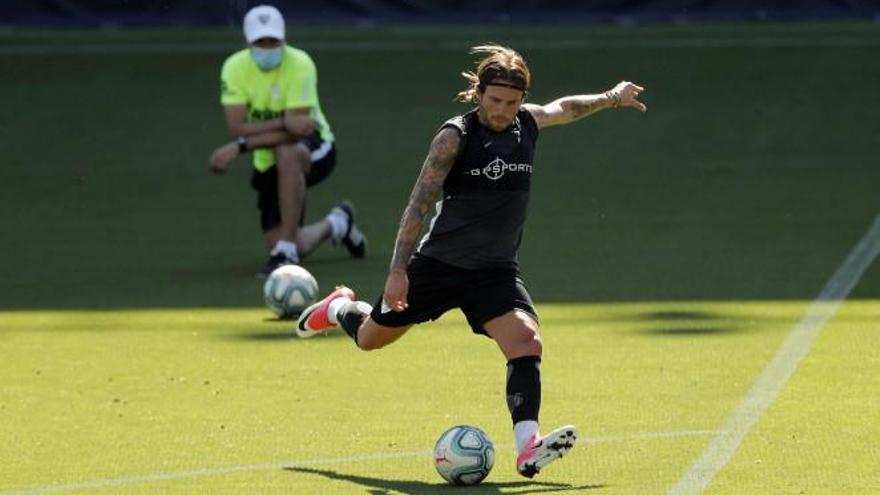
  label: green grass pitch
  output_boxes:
[1,21,879,494]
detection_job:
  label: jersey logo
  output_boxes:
[466,157,532,181]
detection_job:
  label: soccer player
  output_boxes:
[297,45,646,477]
[208,5,366,276]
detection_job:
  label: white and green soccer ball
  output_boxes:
[433,425,495,485]
[263,265,318,319]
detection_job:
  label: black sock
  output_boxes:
[506,355,541,425]
[337,301,370,344]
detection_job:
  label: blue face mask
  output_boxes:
[250,46,283,71]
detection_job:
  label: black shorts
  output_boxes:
[370,254,538,336]
[250,137,336,232]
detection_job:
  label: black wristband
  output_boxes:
[236,136,248,153]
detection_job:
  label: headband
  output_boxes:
[478,80,527,92]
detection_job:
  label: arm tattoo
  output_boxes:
[562,97,601,122]
[527,95,607,128]
[389,128,460,272]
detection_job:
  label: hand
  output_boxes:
[382,269,409,312]
[208,142,238,174]
[610,81,647,112]
[282,113,320,137]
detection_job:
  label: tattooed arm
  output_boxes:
[383,127,461,312]
[524,81,647,129]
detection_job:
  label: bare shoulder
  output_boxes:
[522,103,550,127]
[522,103,545,116]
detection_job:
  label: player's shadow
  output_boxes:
[285,466,605,494]
[225,331,296,341]
[220,316,346,341]
[223,327,346,341]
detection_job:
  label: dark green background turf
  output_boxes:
[1,23,879,495]
[1,22,878,309]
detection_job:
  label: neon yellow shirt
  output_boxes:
[220,46,335,172]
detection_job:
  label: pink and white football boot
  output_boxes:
[516,425,579,478]
[295,286,355,338]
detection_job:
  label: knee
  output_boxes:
[275,144,310,174]
[519,331,543,357]
[508,320,543,358]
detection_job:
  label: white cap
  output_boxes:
[243,5,285,43]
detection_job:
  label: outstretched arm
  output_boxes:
[383,127,461,312]
[524,81,646,129]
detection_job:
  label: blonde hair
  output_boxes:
[455,44,531,103]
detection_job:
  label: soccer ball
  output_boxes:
[263,265,318,318]
[433,425,495,485]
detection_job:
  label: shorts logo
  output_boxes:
[467,157,532,181]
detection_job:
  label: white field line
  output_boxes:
[0,36,879,55]
[669,212,880,495]
[0,429,718,495]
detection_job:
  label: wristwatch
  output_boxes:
[236,136,248,153]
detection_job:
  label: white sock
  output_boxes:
[514,420,540,453]
[271,240,299,261]
[327,297,349,325]
[326,209,348,242]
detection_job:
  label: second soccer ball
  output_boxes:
[263,265,318,319]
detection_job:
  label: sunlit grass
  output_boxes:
[2,301,877,494]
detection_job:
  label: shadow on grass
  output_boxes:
[635,310,744,337]
[219,315,345,341]
[226,331,296,341]
[285,466,606,494]
[640,326,740,336]
[639,310,717,321]
[222,329,346,341]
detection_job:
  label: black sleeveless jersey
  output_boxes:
[417,108,539,269]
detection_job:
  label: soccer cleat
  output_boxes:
[333,201,367,259]
[256,253,298,279]
[295,286,355,338]
[516,425,578,478]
